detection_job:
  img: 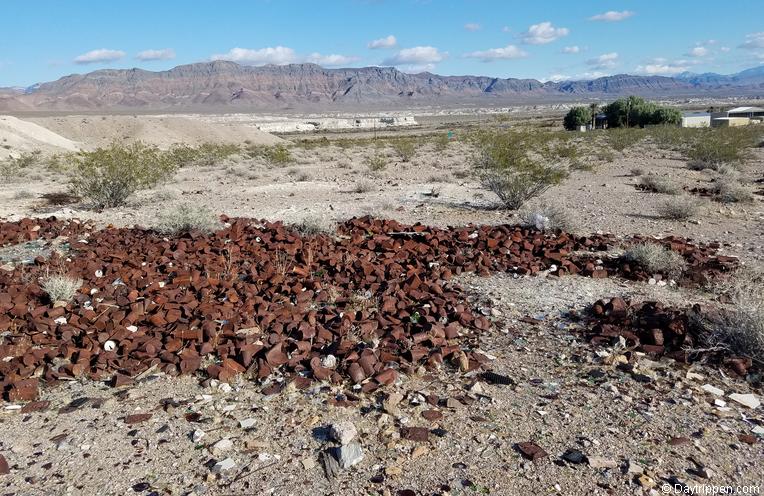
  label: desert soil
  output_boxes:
[0,114,762,496]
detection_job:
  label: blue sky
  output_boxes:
[2,0,763,87]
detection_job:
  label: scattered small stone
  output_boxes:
[320,450,340,480]
[239,418,257,429]
[480,371,514,386]
[516,442,548,461]
[587,456,617,469]
[321,354,337,369]
[728,393,760,410]
[336,442,364,469]
[301,457,316,470]
[626,460,644,475]
[124,413,152,425]
[192,430,205,443]
[561,449,587,464]
[212,438,233,453]
[701,384,724,396]
[668,437,691,446]
[329,421,357,446]
[0,455,9,475]
[211,458,236,473]
[401,427,430,442]
[637,474,656,488]
[383,392,403,415]
[385,465,403,476]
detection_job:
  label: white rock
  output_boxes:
[212,438,233,453]
[218,383,232,394]
[728,393,760,410]
[714,399,727,407]
[53,316,67,325]
[239,418,257,429]
[701,384,724,396]
[752,426,764,435]
[103,340,116,352]
[337,442,364,469]
[192,430,205,443]
[126,325,138,333]
[211,458,236,473]
[329,421,357,446]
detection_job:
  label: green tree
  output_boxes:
[563,106,593,130]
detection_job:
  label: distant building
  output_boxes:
[726,106,764,118]
[680,111,711,128]
[709,106,764,127]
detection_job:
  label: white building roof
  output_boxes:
[727,106,764,113]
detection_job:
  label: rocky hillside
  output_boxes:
[1,61,763,111]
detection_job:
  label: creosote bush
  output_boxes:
[41,274,83,303]
[520,205,574,232]
[712,177,753,204]
[68,142,177,209]
[638,174,678,194]
[293,216,336,236]
[473,131,567,210]
[695,267,764,366]
[365,154,387,172]
[657,196,699,220]
[391,139,416,162]
[622,243,687,278]
[155,204,221,235]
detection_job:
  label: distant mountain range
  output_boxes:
[1,61,763,112]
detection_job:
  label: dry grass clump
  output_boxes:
[365,154,387,172]
[293,216,336,236]
[41,274,83,303]
[630,167,645,177]
[520,205,574,232]
[155,204,221,235]
[656,195,699,220]
[638,174,678,194]
[712,177,753,204]
[695,267,764,366]
[622,242,687,278]
[352,179,374,193]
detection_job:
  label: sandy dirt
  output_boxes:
[0,115,762,495]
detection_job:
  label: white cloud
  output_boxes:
[588,10,634,22]
[464,45,527,62]
[73,48,126,64]
[383,46,447,66]
[464,23,481,32]
[686,46,708,57]
[720,46,731,53]
[135,48,176,61]
[562,46,580,54]
[368,35,397,49]
[211,47,358,67]
[398,63,437,73]
[739,32,764,50]
[586,52,619,69]
[212,46,297,65]
[306,53,360,67]
[635,58,691,75]
[501,26,511,33]
[521,22,569,45]
[545,74,570,82]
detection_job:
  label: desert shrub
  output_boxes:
[712,177,753,203]
[563,106,592,130]
[656,195,699,220]
[365,154,387,172]
[686,127,759,169]
[352,179,374,193]
[167,143,240,167]
[637,174,678,194]
[391,139,416,162]
[41,274,83,302]
[155,204,220,235]
[473,131,567,210]
[0,150,42,179]
[68,142,177,209]
[630,167,645,176]
[622,243,687,278]
[606,127,647,152]
[433,133,451,151]
[696,267,764,365]
[520,205,574,232]
[293,216,335,236]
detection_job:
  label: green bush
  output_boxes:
[606,127,647,152]
[391,138,416,162]
[68,142,177,209]
[472,131,567,210]
[563,106,592,130]
[686,128,755,169]
[365,154,387,171]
